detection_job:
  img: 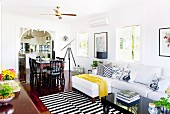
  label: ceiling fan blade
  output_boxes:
[53,9,58,13]
[61,14,77,16]
[40,14,55,15]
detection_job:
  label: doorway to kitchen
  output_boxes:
[18,27,54,82]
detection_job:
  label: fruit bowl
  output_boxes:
[0,96,14,105]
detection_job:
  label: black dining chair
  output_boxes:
[31,59,41,86]
[29,57,34,84]
[56,57,65,61]
[32,59,48,86]
[47,60,64,87]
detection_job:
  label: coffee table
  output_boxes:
[101,93,161,114]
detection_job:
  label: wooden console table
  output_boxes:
[0,85,40,114]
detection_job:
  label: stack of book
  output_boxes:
[116,90,140,103]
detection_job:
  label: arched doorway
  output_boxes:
[18,28,53,82]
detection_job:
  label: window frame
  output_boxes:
[76,32,89,58]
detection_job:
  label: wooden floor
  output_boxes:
[21,69,73,114]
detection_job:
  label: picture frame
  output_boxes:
[159,27,170,57]
[94,32,108,59]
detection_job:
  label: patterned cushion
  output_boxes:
[148,77,159,91]
[103,66,113,78]
[148,77,170,92]
[97,63,112,76]
[121,68,137,83]
[112,66,124,80]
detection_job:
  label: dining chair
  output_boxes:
[31,59,40,86]
[47,60,64,87]
[32,59,48,86]
[56,57,65,61]
[29,57,34,84]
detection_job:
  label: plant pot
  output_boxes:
[161,107,170,114]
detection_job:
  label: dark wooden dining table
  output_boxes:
[0,85,40,114]
[36,59,65,86]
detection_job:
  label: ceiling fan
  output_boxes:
[40,6,77,19]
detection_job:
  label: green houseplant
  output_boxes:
[91,60,99,69]
[154,95,170,113]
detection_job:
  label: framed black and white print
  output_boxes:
[159,27,170,57]
[94,32,108,59]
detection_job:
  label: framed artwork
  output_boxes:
[159,27,170,57]
[94,32,108,59]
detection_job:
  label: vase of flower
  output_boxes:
[0,69,17,81]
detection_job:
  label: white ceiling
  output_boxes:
[2,0,146,21]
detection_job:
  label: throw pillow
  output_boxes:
[121,68,137,83]
[166,87,170,95]
[148,76,160,91]
[134,66,161,85]
[148,76,170,92]
[157,77,170,92]
[103,66,113,78]
[112,66,124,80]
[97,63,112,76]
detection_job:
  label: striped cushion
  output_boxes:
[97,63,112,76]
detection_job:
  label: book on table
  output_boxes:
[117,96,140,103]
[116,90,140,103]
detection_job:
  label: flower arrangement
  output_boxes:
[0,69,17,81]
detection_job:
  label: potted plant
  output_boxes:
[91,60,99,69]
[154,95,170,113]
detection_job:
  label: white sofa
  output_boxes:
[72,61,170,101]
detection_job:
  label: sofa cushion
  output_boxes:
[147,91,168,101]
[121,68,137,83]
[103,66,113,78]
[111,79,153,97]
[157,77,170,92]
[97,63,112,76]
[166,86,170,95]
[112,66,124,79]
[128,64,162,85]
[148,77,160,91]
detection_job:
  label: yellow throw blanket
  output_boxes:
[77,74,108,99]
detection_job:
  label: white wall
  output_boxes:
[0,1,1,72]
[1,12,73,72]
[72,1,170,76]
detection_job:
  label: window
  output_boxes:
[117,25,140,62]
[77,33,88,57]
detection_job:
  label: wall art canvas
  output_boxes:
[159,27,170,57]
[94,32,108,59]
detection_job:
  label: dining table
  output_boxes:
[35,59,65,86]
[0,85,40,114]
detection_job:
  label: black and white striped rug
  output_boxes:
[39,91,121,114]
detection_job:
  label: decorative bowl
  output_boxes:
[0,96,14,105]
[0,104,14,113]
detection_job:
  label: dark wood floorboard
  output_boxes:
[20,69,73,114]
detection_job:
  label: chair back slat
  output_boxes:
[49,60,62,74]
[32,59,40,72]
